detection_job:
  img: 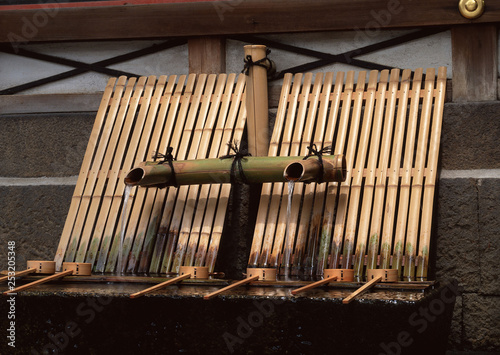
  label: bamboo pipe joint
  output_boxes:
[125,154,347,188]
[284,154,346,183]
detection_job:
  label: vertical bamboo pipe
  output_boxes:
[244,45,269,157]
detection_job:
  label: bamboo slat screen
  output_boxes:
[249,68,447,282]
[54,73,247,275]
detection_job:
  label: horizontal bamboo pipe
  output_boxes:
[125,154,346,188]
[291,275,338,295]
[342,276,382,304]
[204,275,259,300]
[130,273,192,299]
[0,268,36,283]
[3,270,74,295]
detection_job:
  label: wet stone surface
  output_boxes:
[1,281,456,355]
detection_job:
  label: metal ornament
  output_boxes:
[458,0,485,19]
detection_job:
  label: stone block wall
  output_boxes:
[0,101,498,353]
[435,102,500,352]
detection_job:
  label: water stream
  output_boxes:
[117,184,132,274]
[282,180,295,278]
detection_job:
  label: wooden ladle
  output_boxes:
[130,266,209,299]
[204,268,277,300]
[3,262,91,295]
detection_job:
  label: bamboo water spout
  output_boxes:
[125,154,346,188]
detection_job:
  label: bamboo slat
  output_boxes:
[392,69,423,277]
[352,70,389,280]
[54,77,118,271]
[136,75,187,273]
[249,68,445,283]
[153,74,207,274]
[103,75,157,273]
[84,77,140,268]
[328,71,355,270]
[183,75,235,266]
[416,67,447,280]
[125,75,178,273]
[147,75,197,274]
[196,74,246,271]
[171,74,224,272]
[116,75,170,273]
[157,75,212,274]
[75,77,130,264]
[312,72,342,276]
[379,69,412,269]
[181,74,233,268]
[403,68,436,281]
[66,76,128,263]
[259,73,310,269]
[91,76,149,272]
[365,69,398,271]
[276,73,321,273]
[341,71,373,273]
[289,74,325,276]
[247,73,295,268]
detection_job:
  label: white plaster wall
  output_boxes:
[0,30,452,95]
[227,30,452,81]
[0,40,188,95]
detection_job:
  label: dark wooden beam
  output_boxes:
[188,36,226,74]
[1,0,500,43]
[452,24,498,102]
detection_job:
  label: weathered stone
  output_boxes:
[0,282,456,355]
[441,101,500,170]
[435,178,480,292]
[463,293,500,351]
[478,179,500,295]
[0,113,95,177]
[448,294,463,350]
[0,185,73,270]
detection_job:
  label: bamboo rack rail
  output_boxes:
[249,67,447,282]
[54,72,247,275]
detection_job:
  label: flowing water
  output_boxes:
[117,185,132,274]
[282,180,295,278]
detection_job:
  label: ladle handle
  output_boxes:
[0,268,36,283]
[130,273,192,299]
[342,276,382,304]
[291,275,338,295]
[3,270,74,295]
[204,275,260,300]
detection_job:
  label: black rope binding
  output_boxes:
[242,48,272,76]
[302,144,332,184]
[219,140,252,184]
[152,146,178,187]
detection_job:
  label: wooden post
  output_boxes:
[244,45,270,156]
[452,24,498,102]
[188,36,226,74]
